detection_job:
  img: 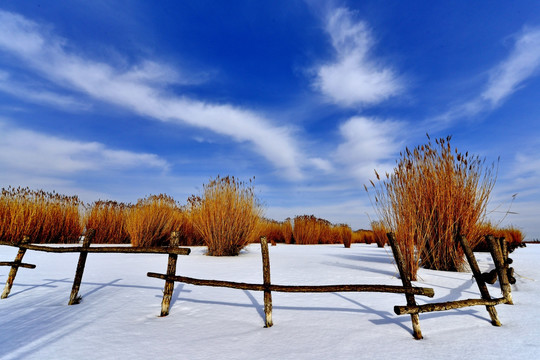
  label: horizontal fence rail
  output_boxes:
[147,272,435,296]
[0,242,190,255]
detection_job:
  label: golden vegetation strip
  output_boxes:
[1,169,524,256]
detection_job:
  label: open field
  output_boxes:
[1,243,539,359]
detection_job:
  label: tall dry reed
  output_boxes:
[292,215,322,244]
[292,215,348,245]
[83,201,130,244]
[125,194,184,247]
[474,222,524,252]
[282,218,293,244]
[257,218,288,245]
[366,136,497,279]
[336,224,353,248]
[189,176,262,256]
[0,187,82,244]
[352,229,375,244]
[371,221,388,247]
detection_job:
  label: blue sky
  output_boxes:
[0,1,539,239]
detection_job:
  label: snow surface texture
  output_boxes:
[1,243,539,359]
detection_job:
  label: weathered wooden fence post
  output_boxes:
[160,231,180,316]
[457,234,501,326]
[1,236,32,299]
[486,235,513,305]
[387,232,423,340]
[68,229,95,305]
[498,237,516,285]
[260,236,273,327]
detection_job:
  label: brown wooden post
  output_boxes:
[260,236,273,327]
[387,232,423,340]
[457,234,501,326]
[486,235,513,305]
[499,237,509,262]
[1,236,31,299]
[68,229,95,305]
[160,231,180,316]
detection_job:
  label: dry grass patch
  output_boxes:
[0,187,81,244]
[189,176,262,256]
[257,218,288,245]
[336,224,353,248]
[83,200,130,244]
[475,223,525,252]
[292,215,322,244]
[371,221,388,247]
[352,229,375,244]
[367,136,497,279]
[125,194,184,247]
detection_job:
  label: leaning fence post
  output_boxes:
[386,232,422,340]
[486,235,513,305]
[68,229,95,305]
[1,236,31,299]
[160,231,180,316]
[260,236,273,327]
[457,234,501,326]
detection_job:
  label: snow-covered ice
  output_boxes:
[1,243,539,359]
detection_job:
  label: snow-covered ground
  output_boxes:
[1,243,539,359]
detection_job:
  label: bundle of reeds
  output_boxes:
[125,194,184,247]
[83,200,130,244]
[0,187,81,244]
[367,136,497,279]
[371,221,388,247]
[292,215,323,245]
[189,176,262,256]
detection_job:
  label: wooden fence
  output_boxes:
[1,230,514,339]
[0,229,190,307]
[387,233,514,339]
[148,236,435,326]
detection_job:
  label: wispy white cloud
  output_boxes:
[313,7,403,107]
[482,27,540,106]
[307,157,334,173]
[0,120,168,176]
[505,151,540,198]
[434,26,540,126]
[0,10,304,180]
[0,71,90,110]
[334,116,404,182]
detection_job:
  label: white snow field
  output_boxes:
[1,243,539,359]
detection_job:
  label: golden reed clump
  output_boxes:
[125,194,185,247]
[336,224,353,248]
[366,136,497,280]
[291,215,352,246]
[474,222,525,252]
[370,221,388,248]
[292,215,323,244]
[83,200,130,244]
[0,187,82,244]
[352,229,375,244]
[256,218,288,245]
[188,176,262,256]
